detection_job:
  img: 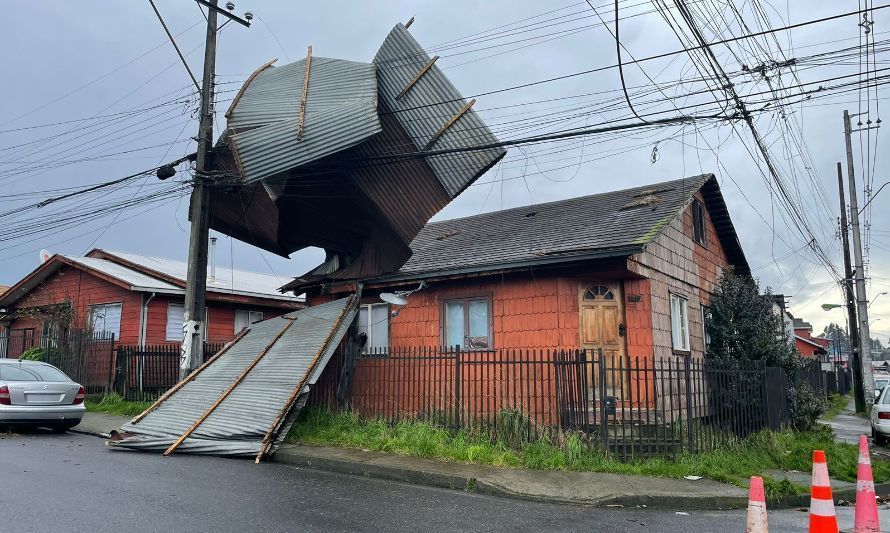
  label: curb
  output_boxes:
[272,448,749,510]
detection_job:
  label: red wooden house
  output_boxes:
[793,318,830,359]
[295,174,748,361]
[0,249,303,358]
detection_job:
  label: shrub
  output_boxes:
[788,382,826,431]
[19,347,45,361]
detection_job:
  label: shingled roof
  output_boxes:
[285,174,749,291]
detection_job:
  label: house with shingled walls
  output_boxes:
[290,174,750,366]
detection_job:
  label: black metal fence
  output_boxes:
[309,347,835,460]
[112,343,225,401]
[0,330,117,394]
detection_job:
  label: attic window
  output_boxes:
[692,200,707,245]
[620,194,660,210]
[436,229,460,241]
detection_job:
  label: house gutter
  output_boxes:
[139,292,156,349]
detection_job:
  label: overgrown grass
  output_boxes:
[822,394,852,420]
[85,393,152,417]
[288,408,890,500]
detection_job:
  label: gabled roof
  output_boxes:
[793,318,813,330]
[0,250,301,309]
[287,174,748,289]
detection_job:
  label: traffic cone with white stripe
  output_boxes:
[746,475,769,532]
[809,450,839,533]
[854,434,881,533]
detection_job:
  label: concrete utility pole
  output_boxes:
[843,109,875,407]
[180,2,219,380]
[837,161,866,413]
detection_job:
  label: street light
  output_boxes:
[822,303,844,311]
[870,292,888,307]
[870,318,882,326]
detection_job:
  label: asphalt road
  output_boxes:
[0,430,883,533]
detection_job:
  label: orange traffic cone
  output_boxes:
[746,475,769,532]
[854,434,881,533]
[809,450,839,533]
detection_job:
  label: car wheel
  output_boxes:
[876,432,887,447]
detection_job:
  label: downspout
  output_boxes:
[139,292,156,349]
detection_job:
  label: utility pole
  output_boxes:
[180,2,219,380]
[837,161,865,412]
[843,109,875,407]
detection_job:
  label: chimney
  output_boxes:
[209,236,217,284]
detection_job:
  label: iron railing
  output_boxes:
[112,343,226,401]
[308,347,833,460]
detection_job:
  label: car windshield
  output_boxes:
[0,363,70,382]
[877,379,889,390]
[882,389,890,404]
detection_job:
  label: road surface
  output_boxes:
[0,429,884,532]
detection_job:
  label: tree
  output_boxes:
[871,337,885,351]
[706,269,823,430]
[822,322,850,356]
[705,270,799,371]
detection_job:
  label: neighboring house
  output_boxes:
[294,174,750,362]
[0,249,303,357]
[792,318,829,358]
[770,294,795,344]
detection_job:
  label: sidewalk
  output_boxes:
[819,395,890,453]
[75,412,888,510]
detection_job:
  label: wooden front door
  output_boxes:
[579,282,626,396]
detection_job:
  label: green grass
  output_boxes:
[822,394,852,420]
[85,393,153,417]
[288,408,890,500]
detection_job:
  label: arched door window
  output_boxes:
[583,285,614,301]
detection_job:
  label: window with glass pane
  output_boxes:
[89,302,122,340]
[234,310,264,334]
[443,297,491,349]
[358,303,390,354]
[670,294,690,352]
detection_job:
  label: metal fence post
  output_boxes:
[453,345,462,431]
[597,348,608,449]
[683,356,693,452]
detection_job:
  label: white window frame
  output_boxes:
[89,302,122,340]
[234,309,264,334]
[670,294,690,352]
[358,303,390,354]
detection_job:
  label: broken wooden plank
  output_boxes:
[396,55,439,100]
[224,58,277,119]
[297,46,313,141]
[404,16,415,29]
[423,98,476,151]
[163,318,297,456]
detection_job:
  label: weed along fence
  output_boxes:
[308,347,831,460]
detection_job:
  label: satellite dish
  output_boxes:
[379,292,408,306]
[39,249,52,264]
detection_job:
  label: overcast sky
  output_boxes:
[1,1,887,341]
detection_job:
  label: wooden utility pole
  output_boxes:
[843,109,875,407]
[180,2,219,380]
[837,161,865,412]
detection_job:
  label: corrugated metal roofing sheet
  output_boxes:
[109,296,357,457]
[374,23,506,197]
[66,257,182,293]
[228,57,381,183]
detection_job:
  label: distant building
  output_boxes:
[792,317,830,359]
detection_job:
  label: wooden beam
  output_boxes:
[224,58,277,119]
[396,56,439,100]
[404,16,415,29]
[424,99,475,151]
[163,318,296,456]
[254,295,357,463]
[297,46,313,141]
[130,327,251,425]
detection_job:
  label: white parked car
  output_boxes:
[876,378,890,399]
[0,359,85,432]
[871,386,890,446]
